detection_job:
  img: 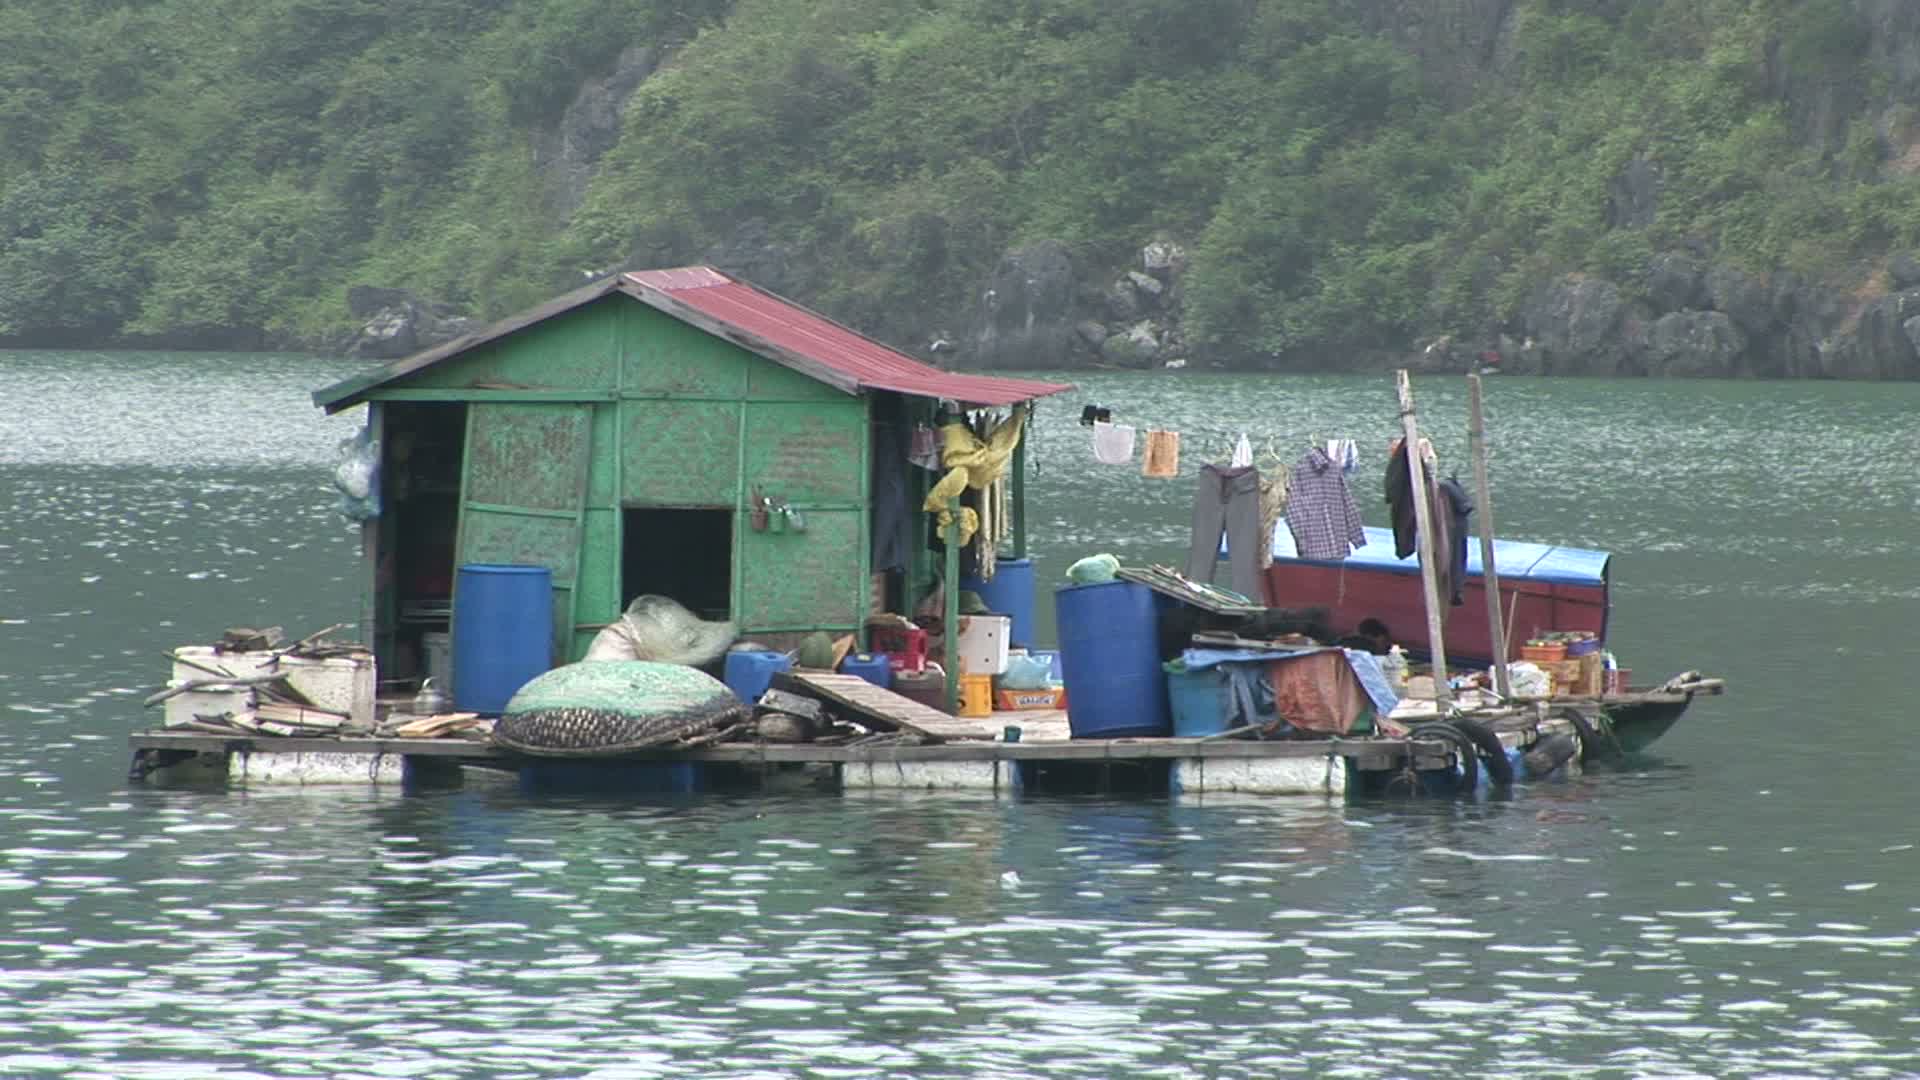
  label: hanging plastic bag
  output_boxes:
[332,424,381,522]
[1494,661,1550,698]
[1000,653,1055,690]
[1066,553,1120,584]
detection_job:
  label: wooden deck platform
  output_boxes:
[126,727,1469,764]
[126,698,1594,796]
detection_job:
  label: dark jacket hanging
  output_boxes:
[1437,477,1473,606]
[1385,440,1417,558]
[1385,442,1473,606]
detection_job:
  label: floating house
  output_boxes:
[313,267,1071,687]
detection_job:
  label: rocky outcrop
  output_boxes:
[1644,251,1706,314]
[1642,311,1746,377]
[1515,276,1643,376]
[968,240,1078,369]
[1606,154,1664,229]
[1827,289,1920,379]
[533,44,661,222]
[346,286,478,359]
[1082,241,1192,369]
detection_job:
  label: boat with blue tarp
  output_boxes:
[1261,523,1717,754]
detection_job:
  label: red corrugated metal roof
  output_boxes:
[314,267,1072,413]
[621,267,1072,406]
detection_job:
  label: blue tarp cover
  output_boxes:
[1182,646,1399,716]
[1257,524,1610,587]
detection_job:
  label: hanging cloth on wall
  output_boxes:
[1230,434,1254,469]
[907,424,941,470]
[1141,429,1182,478]
[922,404,1029,548]
[1091,421,1136,465]
[1325,438,1358,474]
[870,409,914,573]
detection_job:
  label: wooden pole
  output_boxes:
[1467,374,1511,698]
[944,496,961,714]
[1011,424,1028,560]
[1394,370,1451,706]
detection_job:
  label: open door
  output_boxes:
[455,403,592,660]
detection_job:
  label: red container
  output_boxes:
[873,625,928,673]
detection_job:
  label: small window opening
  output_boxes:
[621,508,732,621]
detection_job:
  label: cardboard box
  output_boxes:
[1545,656,1602,696]
[996,686,1064,711]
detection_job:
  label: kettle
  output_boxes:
[412,677,449,717]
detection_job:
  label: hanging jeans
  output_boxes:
[1184,463,1266,603]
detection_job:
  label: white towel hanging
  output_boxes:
[1091,421,1136,465]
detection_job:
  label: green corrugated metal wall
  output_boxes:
[399,294,871,663]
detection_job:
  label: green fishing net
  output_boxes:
[492,661,746,756]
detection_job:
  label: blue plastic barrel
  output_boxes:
[1054,581,1171,739]
[839,652,892,690]
[963,557,1036,648]
[723,649,792,704]
[452,564,553,715]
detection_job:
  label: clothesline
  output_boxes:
[1084,418,1363,482]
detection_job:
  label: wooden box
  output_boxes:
[1545,656,1602,696]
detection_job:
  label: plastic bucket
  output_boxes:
[962,557,1036,648]
[1166,665,1233,737]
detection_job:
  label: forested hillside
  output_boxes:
[9,0,1920,376]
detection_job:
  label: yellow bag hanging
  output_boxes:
[923,404,1028,546]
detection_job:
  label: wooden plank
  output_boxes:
[1395,370,1451,705]
[775,671,984,742]
[1116,566,1266,615]
[131,732,505,757]
[1467,374,1511,696]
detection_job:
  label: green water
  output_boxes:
[1,350,1915,1077]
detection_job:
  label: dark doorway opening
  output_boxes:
[621,508,732,621]
[383,401,467,683]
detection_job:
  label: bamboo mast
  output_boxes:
[1467,374,1511,698]
[1395,370,1451,706]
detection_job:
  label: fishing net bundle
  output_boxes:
[582,595,737,666]
[492,661,746,756]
